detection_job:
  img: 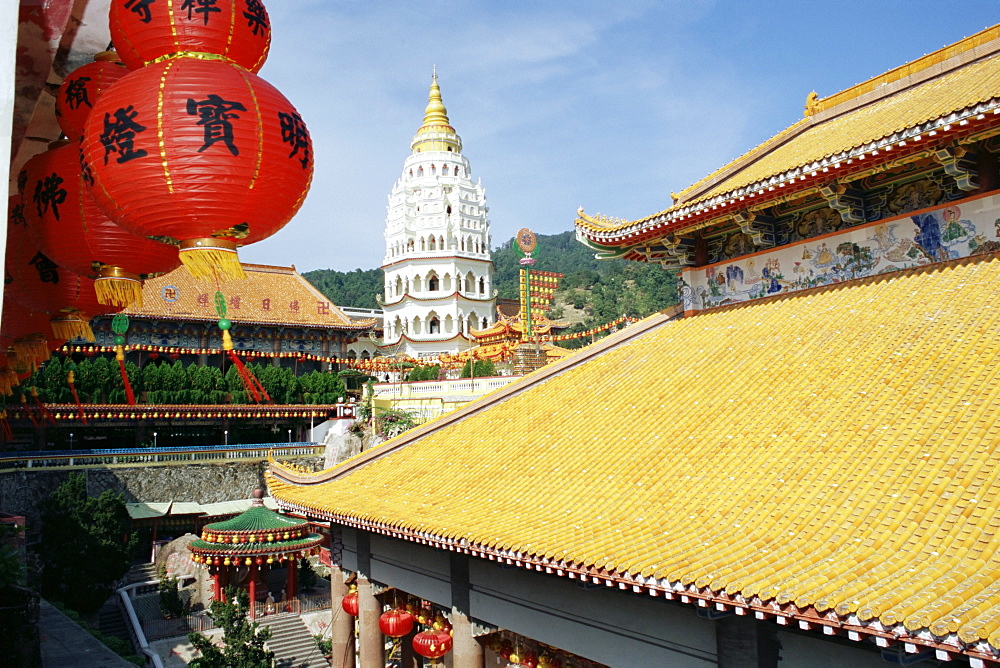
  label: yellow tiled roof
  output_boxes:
[126,264,373,329]
[270,254,1000,651]
[680,50,1000,205]
[578,26,1000,236]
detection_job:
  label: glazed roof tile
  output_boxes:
[270,254,1000,652]
[126,264,374,330]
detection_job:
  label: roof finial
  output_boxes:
[421,67,450,129]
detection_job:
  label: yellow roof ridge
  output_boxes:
[672,25,1000,208]
[811,24,1000,116]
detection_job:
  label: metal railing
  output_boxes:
[137,590,332,642]
[0,442,324,471]
[373,375,516,398]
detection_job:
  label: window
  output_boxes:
[479,277,485,294]
[429,275,439,291]
[429,318,440,334]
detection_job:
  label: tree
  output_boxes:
[188,589,273,668]
[37,473,137,613]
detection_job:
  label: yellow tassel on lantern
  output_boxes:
[12,336,49,369]
[50,311,95,342]
[95,266,144,308]
[178,238,247,281]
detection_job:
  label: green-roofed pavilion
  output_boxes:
[187,489,322,617]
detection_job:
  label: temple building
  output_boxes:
[90,262,378,366]
[379,71,497,358]
[268,26,1000,667]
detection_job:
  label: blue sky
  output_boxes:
[241,1,998,274]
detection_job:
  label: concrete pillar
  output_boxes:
[329,566,356,668]
[357,576,383,667]
[248,564,257,619]
[450,608,484,668]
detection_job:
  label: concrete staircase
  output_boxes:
[95,595,131,645]
[260,614,329,668]
[125,562,159,585]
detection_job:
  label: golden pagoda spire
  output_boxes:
[411,67,461,153]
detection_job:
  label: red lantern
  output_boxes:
[109,0,271,72]
[6,197,116,341]
[20,141,180,307]
[55,52,129,140]
[379,609,415,638]
[82,57,312,281]
[412,629,452,660]
[341,591,359,617]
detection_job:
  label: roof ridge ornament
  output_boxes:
[804,91,820,117]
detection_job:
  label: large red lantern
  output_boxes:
[379,609,415,638]
[55,52,130,140]
[109,0,270,72]
[81,57,313,281]
[412,629,452,660]
[20,141,180,307]
[5,208,116,341]
[341,591,359,617]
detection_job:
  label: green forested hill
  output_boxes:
[302,267,382,310]
[304,231,678,338]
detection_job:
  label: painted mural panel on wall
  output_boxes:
[679,192,1000,312]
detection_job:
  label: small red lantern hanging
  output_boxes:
[82,57,312,282]
[20,141,180,307]
[341,588,359,617]
[379,609,415,639]
[55,52,129,140]
[412,629,453,660]
[109,0,271,73]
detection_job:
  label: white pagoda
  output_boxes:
[380,71,496,357]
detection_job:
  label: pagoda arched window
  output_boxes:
[347,350,357,360]
[439,235,445,249]
[460,237,465,251]
[429,236,436,251]
[417,166,424,177]
[443,273,452,292]
[431,164,436,175]
[467,314,476,332]
[466,271,475,293]
[444,315,454,333]
[454,166,460,176]
[479,277,485,294]
[420,237,426,251]
[482,317,488,329]
[429,318,440,334]
[429,275,439,291]
[413,275,423,292]
[412,317,422,335]
[394,276,403,296]
[361,351,371,360]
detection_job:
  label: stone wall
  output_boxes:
[0,457,323,527]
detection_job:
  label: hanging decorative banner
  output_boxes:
[539,315,637,342]
[111,313,136,404]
